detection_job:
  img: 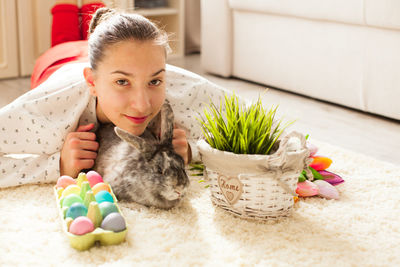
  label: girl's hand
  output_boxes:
[172,125,191,165]
[60,123,99,178]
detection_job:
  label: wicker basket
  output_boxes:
[197,131,311,221]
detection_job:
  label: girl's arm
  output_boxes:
[0,63,95,188]
[0,153,60,188]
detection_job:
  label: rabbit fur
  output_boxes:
[93,101,190,209]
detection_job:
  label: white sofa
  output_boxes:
[200,0,400,120]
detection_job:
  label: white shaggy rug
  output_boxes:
[1,140,400,267]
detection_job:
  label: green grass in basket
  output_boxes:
[198,93,293,155]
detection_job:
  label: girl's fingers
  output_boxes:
[77,123,95,132]
[72,131,97,141]
[79,140,99,151]
[173,128,186,138]
[76,150,97,160]
[78,159,95,170]
[172,140,187,151]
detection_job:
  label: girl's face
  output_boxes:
[85,40,166,136]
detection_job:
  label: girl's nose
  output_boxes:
[131,86,151,113]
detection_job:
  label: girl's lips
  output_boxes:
[125,115,149,124]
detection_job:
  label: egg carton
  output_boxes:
[54,177,128,251]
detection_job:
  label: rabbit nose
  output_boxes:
[174,190,181,198]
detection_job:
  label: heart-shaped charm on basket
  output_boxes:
[217,174,243,205]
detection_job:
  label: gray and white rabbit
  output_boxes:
[93,101,190,209]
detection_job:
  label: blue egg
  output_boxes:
[101,212,126,232]
[66,203,88,219]
[95,190,114,204]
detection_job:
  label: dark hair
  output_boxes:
[88,8,170,70]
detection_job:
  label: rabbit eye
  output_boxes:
[157,166,163,174]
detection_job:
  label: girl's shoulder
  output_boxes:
[46,62,89,87]
[15,63,90,106]
[34,62,89,93]
[166,64,207,83]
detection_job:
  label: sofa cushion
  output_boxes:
[365,0,400,30]
[229,0,365,26]
[229,0,400,31]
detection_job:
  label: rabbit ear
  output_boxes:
[114,127,147,152]
[160,101,174,144]
[146,110,161,138]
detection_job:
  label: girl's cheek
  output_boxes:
[152,85,166,103]
[99,91,129,113]
[108,88,130,103]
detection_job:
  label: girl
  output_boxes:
[0,1,230,188]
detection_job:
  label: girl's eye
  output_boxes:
[116,79,129,86]
[149,79,162,86]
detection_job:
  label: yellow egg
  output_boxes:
[92,182,111,195]
[62,184,81,198]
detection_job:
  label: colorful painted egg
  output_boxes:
[56,175,76,189]
[62,194,84,208]
[69,216,95,235]
[66,203,88,219]
[62,184,81,198]
[95,190,114,203]
[86,170,104,188]
[92,182,111,195]
[101,212,126,232]
[99,202,119,219]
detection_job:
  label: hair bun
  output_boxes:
[89,7,116,34]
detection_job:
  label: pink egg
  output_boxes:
[69,216,95,235]
[56,175,76,189]
[86,171,104,188]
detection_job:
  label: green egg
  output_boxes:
[99,202,119,219]
[62,194,83,208]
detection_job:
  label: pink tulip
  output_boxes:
[296,180,319,197]
[313,180,340,200]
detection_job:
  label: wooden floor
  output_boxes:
[1,54,400,165]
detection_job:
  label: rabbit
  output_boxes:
[93,101,190,209]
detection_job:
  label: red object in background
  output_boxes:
[51,4,81,47]
[31,3,105,89]
[30,41,89,89]
[80,3,105,40]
